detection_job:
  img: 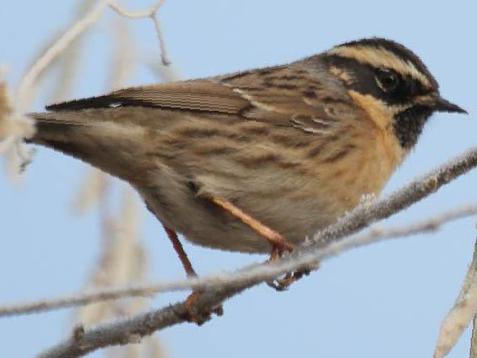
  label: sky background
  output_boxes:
[1,0,477,357]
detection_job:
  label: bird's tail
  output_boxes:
[28,110,146,181]
[28,111,94,159]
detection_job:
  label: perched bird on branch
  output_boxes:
[29,38,466,297]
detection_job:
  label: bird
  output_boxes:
[29,37,466,294]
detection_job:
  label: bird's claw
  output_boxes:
[182,291,224,325]
[266,269,311,291]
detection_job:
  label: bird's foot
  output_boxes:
[266,243,319,291]
[182,291,224,326]
[267,269,311,291]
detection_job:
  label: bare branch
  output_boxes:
[3,0,171,176]
[2,202,477,319]
[0,79,35,149]
[351,204,477,242]
[435,238,477,358]
[106,0,165,18]
[49,0,98,103]
[16,0,108,111]
[106,0,171,66]
[37,287,233,358]
[0,75,36,177]
[16,0,169,110]
[471,314,477,358]
[0,1,104,179]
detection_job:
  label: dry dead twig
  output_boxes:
[435,238,477,358]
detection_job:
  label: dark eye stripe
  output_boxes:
[325,55,431,105]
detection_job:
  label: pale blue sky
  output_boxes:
[1,1,477,357]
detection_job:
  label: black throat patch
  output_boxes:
[393,105,433,149]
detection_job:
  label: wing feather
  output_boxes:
[45,60,356,133]
[46,80,251,114]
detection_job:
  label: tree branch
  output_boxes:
[2,0,170,174]
[2,203,477,318]
[435,238,477,358]
[16,0,108,111]
[106,0,170,65]
[37,284,246,358]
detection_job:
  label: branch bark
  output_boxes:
[2,204,477,318]
[38,285,246,358]
[435,238,477,358]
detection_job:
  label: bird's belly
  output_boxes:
[138,170,364,254]
[142,185,334,254]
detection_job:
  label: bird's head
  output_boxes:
[323,37,466,149]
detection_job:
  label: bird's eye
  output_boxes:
[375,69,400,93]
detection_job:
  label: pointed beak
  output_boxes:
[433,96,468,114]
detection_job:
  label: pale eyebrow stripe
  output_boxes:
[328,46,431,88]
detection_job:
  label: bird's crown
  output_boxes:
[328,38,438,92]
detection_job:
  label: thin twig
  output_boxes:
[435,239,477,358]
[16,0,108,110]
[1,79,35,146]
[16,0,169,110]
[37,284,244,358]
[5,1,170,175]
[106,0,165,18]
[0,76,35,178]
[1,1,104,178]
[106,0,170,65]
[3,199,477,319]
[49,0,98,103]
[351,205,477,242]
[471,314,477,358]
[150,13,171,66]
